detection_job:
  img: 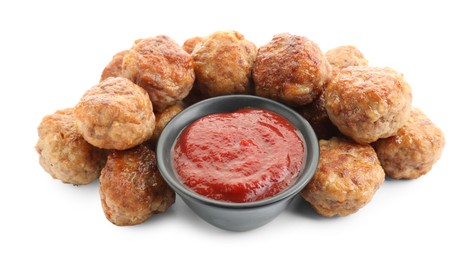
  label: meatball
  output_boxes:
[301,137,385,217]
[182,84,205,106]
[73,77,155,150]
[147,102,184,147]
[373,108,445,179]
[192,31,257,97]
[99,145,175,226]
[35,108,107,184]
[325,66,412,144]
[182,36,202,54]
[253,33,331,106]
[122,35,194,111]
[325,45,368,70]
[100,50,128,81]
[296,93,340,140]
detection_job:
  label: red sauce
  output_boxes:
[172,108,305,203]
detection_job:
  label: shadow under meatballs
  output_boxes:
[286,196,340,221]
[70,178,100,189]
[132,196,232,234]
[383,175,413,183]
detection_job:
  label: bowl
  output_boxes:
[157,95,319,231]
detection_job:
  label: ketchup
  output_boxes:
[172,108,304,203]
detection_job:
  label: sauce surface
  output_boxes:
[172,108,305,203]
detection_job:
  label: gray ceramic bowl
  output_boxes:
[157,95,319,231]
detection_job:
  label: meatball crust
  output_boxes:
[147,102,184,146]
[73,77,155,150]
[192,31,257,97]
[253,33,331,106]
[325,45,368,70]
[100,50,128,81]
[301,137,385,217]
[99,145,175,226]
[122,35,195,111]
[296,93,340,140]
[373,108,445,179]
[182,36,202,54]
[325,66,412,144]
[35,108,106,184]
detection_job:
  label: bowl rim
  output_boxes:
[157,94,319,209]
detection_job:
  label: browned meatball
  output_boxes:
[182,37,205,106]
[35,108,107,184]
[253,33,331,106]
[99,145,175,226]
[100,50,128,81]
[325,45,368,69]
[73,77,155,150]
[325,66,412,144]
[182,36,202,54]
[296,94,340,140]
[182,84,206,106]
[192,31,257,97]
[147,102,184,147]
[301,137,385,217]
[122,35,195,111]
[373,108,445,179]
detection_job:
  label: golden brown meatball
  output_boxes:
[73,77,155,150]
[325,45,368,69]
[182,36,202,54]
[99,145,175,226]
[301,137,385,217]
[122,35,195,111]
[296,94,340,140]
[147,102,184,147]
[100,50,128,81]
[373,108,445,179]
[325,66,412,144]
[35,108,107,184]
[192,31,257,97]
[253,33,331,106]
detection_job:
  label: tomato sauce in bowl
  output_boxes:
[172,108,305,203]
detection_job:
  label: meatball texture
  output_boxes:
[296,94,340,140]
[192,31,257,97]
[122,35,194,111]
[301,137,385,217]
[253,33,331,106]
[74,77,155,150]
[373,108,445,179]
[147,102,184,147]
[325,45,368,70]
[100,50,128,81]
[325,66,412,144]
[99,145,175,226]
[182,36,202,54]
[35,108,106,184]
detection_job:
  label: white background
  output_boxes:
[1,0,474,259]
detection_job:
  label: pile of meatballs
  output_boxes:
[36,30,445,226]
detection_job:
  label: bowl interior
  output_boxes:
[157,95,319,209]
